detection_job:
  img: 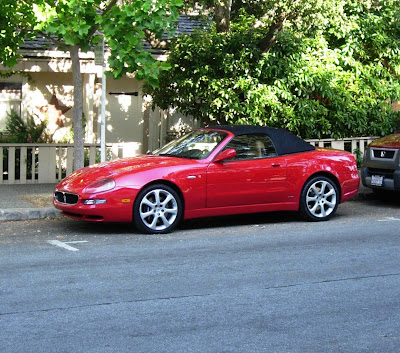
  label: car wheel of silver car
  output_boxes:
[299,176,339,221]
[133,184,183,234]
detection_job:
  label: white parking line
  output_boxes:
[48,240,88,251]
[378,217,400,222]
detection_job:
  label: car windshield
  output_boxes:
[153,130,227,160]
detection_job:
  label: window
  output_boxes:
[0,82,22,131]
[153,130,227,159]
[225,134,277,160]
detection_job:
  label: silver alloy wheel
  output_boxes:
[139,188,179,232]
[305,180,337,218]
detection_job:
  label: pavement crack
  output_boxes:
[266,272,400,290]
[0,293,211,317]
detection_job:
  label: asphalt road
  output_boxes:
[0,197,399,353]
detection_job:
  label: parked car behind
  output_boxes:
[361,134,400,192]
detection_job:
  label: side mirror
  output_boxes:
[213,148,236,163]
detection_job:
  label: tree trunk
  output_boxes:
[70,44,84,171]
[258,12,286,54]
[215,0,232,33]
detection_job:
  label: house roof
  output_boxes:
[19,15,204,53]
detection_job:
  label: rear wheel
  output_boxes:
[299,176,339,221]
[133,184,183,234]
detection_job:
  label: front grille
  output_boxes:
[372,149,396,159]
[54,191,79,205]
[367,168,395,178]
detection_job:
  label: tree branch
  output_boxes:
[87,0,118,39]
[258,12,286,54]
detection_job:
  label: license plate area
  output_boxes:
[371,175,384,187]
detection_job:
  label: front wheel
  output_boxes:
[133,184,183,234]
[299,176,339,221]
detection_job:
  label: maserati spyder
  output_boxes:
[54,125,360,233]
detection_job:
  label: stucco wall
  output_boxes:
[1,61,195,150]
[104,76,143,144]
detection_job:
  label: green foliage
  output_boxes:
[34,0,98,51]
[100,0,182,87]
[146,0,400,139]
[352,147,363,169]
[2,0,183,170]
[0,110,52,143]
[0,0,39,67]
[29,0,183,87]
[2,0,183,89]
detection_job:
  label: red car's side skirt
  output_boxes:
[183,202,298,220]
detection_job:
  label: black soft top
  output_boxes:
[210,125,315,156]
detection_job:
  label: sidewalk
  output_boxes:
[0,180,374,222]
[0,184,59,222]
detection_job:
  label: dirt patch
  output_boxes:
[24,194,54,208]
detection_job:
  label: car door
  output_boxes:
[206,134,288,208]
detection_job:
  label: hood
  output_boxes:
[56,155,199,191]
[369,134,400,149]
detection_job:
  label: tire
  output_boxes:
[133,184,183,234]
[299,176,339,221]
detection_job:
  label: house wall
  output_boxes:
[104,76,143,144]
[1,56,195,151]
[0,77,23,131]
[25,72,74,139]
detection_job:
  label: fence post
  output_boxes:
[20,147,27,184]
[66,147,74,176]
[351,140,358,154]
[0,147,3,184]
[331,140,345,150]
[8,147,15,183]
[89,146,97,165]
[38,146,57,183]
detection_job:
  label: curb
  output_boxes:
[0,208,61,222]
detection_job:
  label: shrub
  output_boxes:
[0,110,52,143]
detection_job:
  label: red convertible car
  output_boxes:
[54,125,360,233]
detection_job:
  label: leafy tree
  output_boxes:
[146,0,400,138]
[1,0,182,169]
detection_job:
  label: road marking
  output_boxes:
[378,217,400,222]
[48,240,88,251]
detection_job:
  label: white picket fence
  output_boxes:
[0,137,376,185]
[306,136,377,154]
[0,142,141,184]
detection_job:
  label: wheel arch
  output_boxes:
[134,179,185,210]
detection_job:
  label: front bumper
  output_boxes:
[362,146,400,192]
[53,187,137,222]
[361,167,400,192]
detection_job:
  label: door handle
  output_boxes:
[272,163,281,167]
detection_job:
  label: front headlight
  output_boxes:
[84,178,116,194]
